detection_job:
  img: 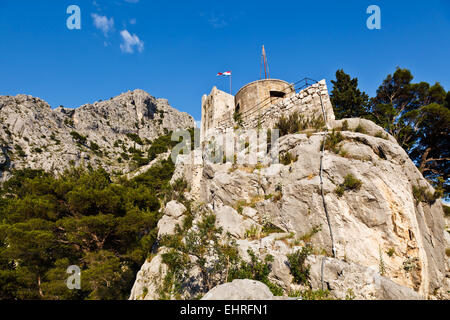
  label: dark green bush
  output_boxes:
[335,174,362,197]
[412,185,439,205]
[89,141,100,151]
[70,131,87,145]
[341,120,349,131]
[443,205,450,217]
[126,133,144,145]
[276,112,325,137]
[229,249,283,296]
[287,246,312,285]
[280,152,298,165]
[322,130,344,154]
[355,124,367,134]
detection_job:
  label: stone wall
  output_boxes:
[203,79,335,141]
[200,86,235,142]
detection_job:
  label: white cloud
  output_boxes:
[208,14,228,28]
[120,30,144,54]
[129,18,137,25]
[91,13,114,36]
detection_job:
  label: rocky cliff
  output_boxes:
[0,88,447,300]
[0,90,194,181]
[130,117,449,300]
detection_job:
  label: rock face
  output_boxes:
[201,279,275,300]
[157,200,187,237]
[130,117,449,300]
[307,256,421,300]
[0,90,194,181]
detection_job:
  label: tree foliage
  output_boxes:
[330,69,369,119]
[0,159,175,300]
[331,67,449,198]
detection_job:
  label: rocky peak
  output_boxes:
[0,90,194,182]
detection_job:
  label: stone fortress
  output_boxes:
[200,77,336,142]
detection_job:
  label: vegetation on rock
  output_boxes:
[0,159,175,300]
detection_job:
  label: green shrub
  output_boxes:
[64,118,74,127]
[295,289,333,300]
[412,185,439,205]
[355,124,367,134]
[403,257,419,272]
[335,185,345,197]
[343,174,362,190]
[287,246,312,285]
[298,225,322,243]
[15,145,26,158]
[335,174,362,197]
[375,131,388,139]
[147,131,181,161]
[261,222,284,235]
[444,205,450,217]
[280,152,298,165]
[70,131,87,145]
[128,146,143,156]
[160,213,241,298]
[322,130,344,153]
[229,249,283,296]
[89,141,100,151]
[341,120,349,131]
[386,248,395,257]
[245,225,261,240]
[276,112,325,137]
[126,133,144,145]
[132,154,150,167]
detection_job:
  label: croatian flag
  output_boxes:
[217,71,231,76]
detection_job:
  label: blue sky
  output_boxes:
[0,0,449,120]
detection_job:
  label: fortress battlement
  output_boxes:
[200,78,335,142]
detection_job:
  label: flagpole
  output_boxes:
[230,72,232,95]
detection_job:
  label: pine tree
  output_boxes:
[330,69,369,119]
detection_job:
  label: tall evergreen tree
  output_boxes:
[369,67,449,198]
[0,157,180,300]
[330,69,369,119]
[408,103,450,198]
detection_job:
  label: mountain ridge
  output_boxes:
[0,90,194,182]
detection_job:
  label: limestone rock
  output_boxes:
[0,90,194,181]
[307,256,422,300]
[201,279,274,300]
[129,253,168,300]
[168,117,447,299]
[215,205,259,239]
[157,200,187,237]
[165,200,187,218]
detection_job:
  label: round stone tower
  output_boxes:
[234,79,295,118]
